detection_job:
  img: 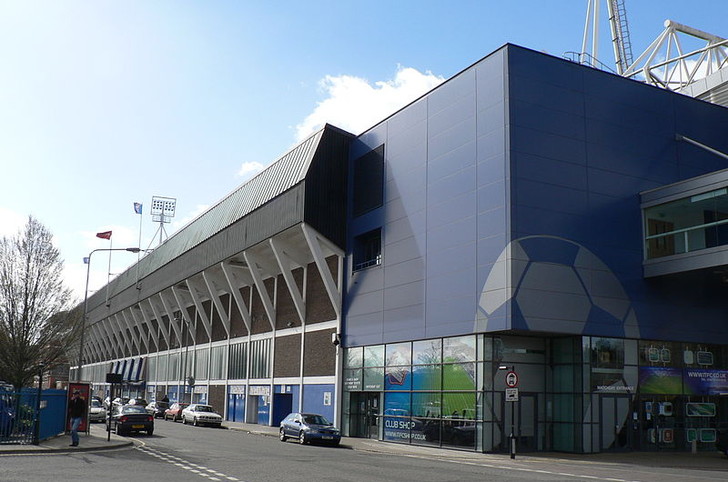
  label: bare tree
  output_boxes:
[0,216,78,389]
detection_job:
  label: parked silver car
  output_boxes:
[88,399,107,423]
[181,404,223,427]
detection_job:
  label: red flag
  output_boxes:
[96,231,112,240]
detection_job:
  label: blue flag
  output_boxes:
[134,202,143,215]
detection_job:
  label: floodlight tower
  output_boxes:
[149,196,176,247]
[580,0,633,74]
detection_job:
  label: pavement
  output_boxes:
[2,421,727,473]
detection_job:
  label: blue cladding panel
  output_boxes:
[302,385,335,422]
[507,45,728,344]
[345,44,728,347]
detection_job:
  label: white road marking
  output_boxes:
[135,444,244,482]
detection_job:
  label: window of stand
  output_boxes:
[353,228,381,271]
[644,187,728,259]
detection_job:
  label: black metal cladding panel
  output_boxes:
[303,126,352,249]
[87,187,305,320]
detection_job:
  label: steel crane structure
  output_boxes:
[577,0,728,95]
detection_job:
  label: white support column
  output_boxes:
[269,238,306,324]
[99,321,118,360]
[243,250,276,331]
[86,329,102,362]
[158,291,184,346]
[301,223,342,319]
[121,310,141,355]
[111,314,132,357]
[220,261,252,333]
[185,278,213,340]
[136,304,159,353]
[100,318,121,359]
[170,286,195,341]
[147,297,171,350]
[202,270,231,337]
[128,306,150,354]
[92,323,113,361]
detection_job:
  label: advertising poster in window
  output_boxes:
[684,369,728,395]
[638,367,683,394]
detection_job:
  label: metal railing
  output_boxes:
[645,218,728,259]
[0,391,37,445]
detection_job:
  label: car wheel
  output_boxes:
[299,431,307,445]
[193,417,199,427]
[182,416,187,425]
[279,428,287,442]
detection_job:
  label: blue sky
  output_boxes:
[1,0,726,299]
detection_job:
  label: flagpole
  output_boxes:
[136,203,143,289]
[106,237,112,306]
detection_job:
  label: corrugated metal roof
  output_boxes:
[95,127,326,303]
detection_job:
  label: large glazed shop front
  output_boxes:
[340,334,728,453]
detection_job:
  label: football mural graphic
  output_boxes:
[476,235,640,339]
[476,235,640,450]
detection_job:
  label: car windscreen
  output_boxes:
[303,415,330,425]
[122,406,147,414]
[196,406,214,412]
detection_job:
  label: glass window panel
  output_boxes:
[364,345,385,367]
[363,367,384,391]
[384,391,411,415]
[624,339,638,366]
[443,335,476,363]
[639,340,678,367]
[343,368,362,391]
[443,362,476,391]
[385,365,411,390]
[644,188,728,259]
[412,365,441,391]
[383,392,412,443]
[412,392,441,418]
[158,356,168,382]
[551,394,580,422]
[168,353,179,381]
[682,342,723,369]
[442,392,476,420]
[386,342,411,366]
[480,335,492,362]
[345,347,364,368]
[413,339,441,365]
[147,356,157,381]
[591,337,624,368]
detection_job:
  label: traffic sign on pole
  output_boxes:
[505,371,518,388]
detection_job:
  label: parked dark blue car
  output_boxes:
[279,412,340,446]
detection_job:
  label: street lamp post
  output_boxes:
[77,247,141,382]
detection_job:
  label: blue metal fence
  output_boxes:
[0,387,67,445]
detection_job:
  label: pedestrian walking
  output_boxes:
[68,390,86,447]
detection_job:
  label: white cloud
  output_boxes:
[295,65,444,141]
[237,161,265,181]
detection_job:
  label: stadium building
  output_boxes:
[76,43,728,453]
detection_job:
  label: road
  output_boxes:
[1,420,726,481]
